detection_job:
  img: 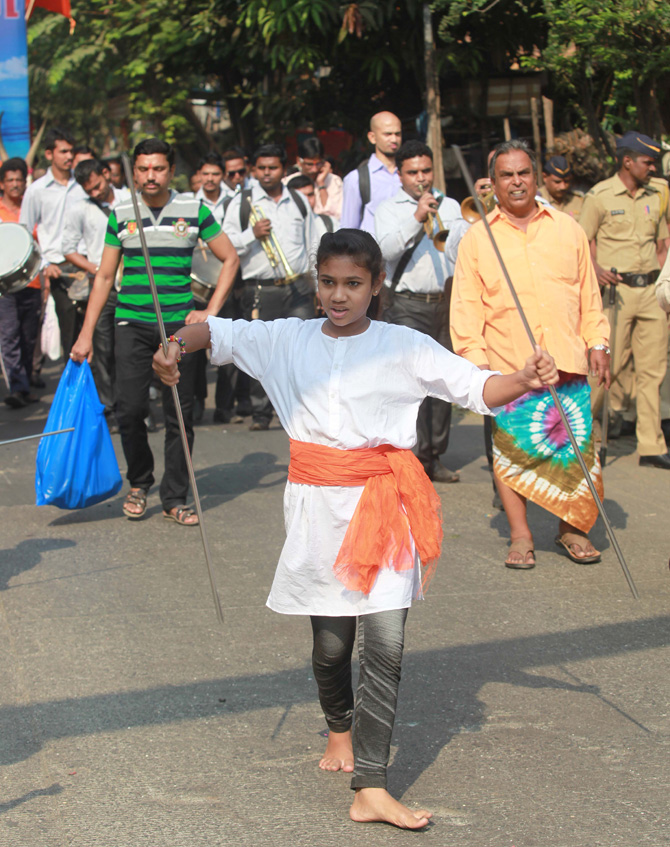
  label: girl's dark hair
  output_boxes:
[315,229,385,319]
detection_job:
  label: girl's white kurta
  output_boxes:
[208,316,498,617]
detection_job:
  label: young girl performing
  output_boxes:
[153,230,558,829]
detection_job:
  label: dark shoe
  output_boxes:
[20,392,39,404]
[639,453,670,470]
[213,409,231,424]
[235,404,253,418]
[661,419,670,446]
[428,461,460,484]
[249,420,270,431]
[30,374,46,389]
[4,391,27,409]
[620,419,636,438]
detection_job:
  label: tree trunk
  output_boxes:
[423,4,444,193]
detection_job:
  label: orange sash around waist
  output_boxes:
[288,439,443,596]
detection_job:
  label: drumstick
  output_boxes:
[198,238,208,262]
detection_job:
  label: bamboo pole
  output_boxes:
[542,96,555,151]
[423,3,445,193]
[531,97,543,185]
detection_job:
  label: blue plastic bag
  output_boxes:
[35,359,122,509]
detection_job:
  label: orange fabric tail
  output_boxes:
[288,440,443,596]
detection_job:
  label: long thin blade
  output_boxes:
[121,155,224,624]
[451,145,638,599]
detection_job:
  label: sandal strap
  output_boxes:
[125,490,147,505]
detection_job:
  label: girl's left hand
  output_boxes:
[523,345,559,389]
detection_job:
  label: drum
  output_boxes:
[0,222,41,297]
[190,241,222,306]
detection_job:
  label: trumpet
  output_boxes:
[460,189,496,223]
[418,184,450,252]
[248,204,299,282]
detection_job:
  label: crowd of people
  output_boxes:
[2,111,670,829]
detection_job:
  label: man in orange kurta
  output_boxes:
[451,140,610,569]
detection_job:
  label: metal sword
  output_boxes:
[451,145,638,599]
[0,427,74,447]
[121,154,224,624]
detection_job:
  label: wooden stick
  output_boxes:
[543,96,555,151]
[531,97,543,185]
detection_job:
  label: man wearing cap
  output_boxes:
[538,156,584,219]
[580,131,670,469]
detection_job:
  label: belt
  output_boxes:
[394,290,444,304]
[245,277,292,287]
[618,271,659,287]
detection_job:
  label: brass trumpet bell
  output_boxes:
[460,190,496,223]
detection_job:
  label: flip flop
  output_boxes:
[505,538,536,569]
[163,506,199,527]
[555,532,601,564]
[122,488,147,519]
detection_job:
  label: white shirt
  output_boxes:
[61,186,128,265]
[222,184,319,281]
[375,188,463,292]
[194,185,229,226]
[207,315,498,616]
[20,168,86,267]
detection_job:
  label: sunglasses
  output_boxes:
[226,168,247,177]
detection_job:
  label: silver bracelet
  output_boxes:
[591,344,610,354]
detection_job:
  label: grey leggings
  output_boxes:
[310,608,408,789]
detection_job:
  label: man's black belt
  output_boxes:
[245,277,292,287]
[618,271,659,287]
[394,290,444,304]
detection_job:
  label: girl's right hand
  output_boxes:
[152,341,181,385]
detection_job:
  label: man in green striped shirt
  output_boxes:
[71,137,239,525]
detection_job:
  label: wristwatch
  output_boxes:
[591,344,611,355]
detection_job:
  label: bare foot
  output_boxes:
[318,729,354,772]
[350,787,432,829]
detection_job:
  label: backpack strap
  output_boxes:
[239,189,253,231]
[390,232,424,291]
[287,187,308,219]
[318,213,334,233]
[357,159,371,225]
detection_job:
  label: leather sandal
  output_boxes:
[555,531,601,564]
[163,506,199,526]
[505,538,536,569]
[122,488,147,520]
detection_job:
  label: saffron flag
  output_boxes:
[33,0,71,16]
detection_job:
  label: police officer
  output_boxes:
[580,131,670,469]
[538,155,584,219]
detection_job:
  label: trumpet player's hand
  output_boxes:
[474,178,492,196]
[414,192,439,224]
[152,341,181,386]
[253,218,272,239]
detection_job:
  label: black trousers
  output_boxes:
[0,287,42,394]
[383,292,452,471]
[240,277,315,424]
[50,278,86,359]
[310,609,408,790]
[114,321,196,510]
[91,289,118,416]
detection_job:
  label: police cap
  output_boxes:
[616,131,662,157]
[542,155,572,178]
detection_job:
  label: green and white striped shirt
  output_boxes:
[105,190,221,324]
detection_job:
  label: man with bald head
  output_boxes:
[340,111,402,233]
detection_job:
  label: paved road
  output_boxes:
[1,363,669,846]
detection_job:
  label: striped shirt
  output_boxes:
[105,190,221,324]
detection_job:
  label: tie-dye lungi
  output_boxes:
[492,374,603,532]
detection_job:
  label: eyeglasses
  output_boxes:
[226,168,247,177]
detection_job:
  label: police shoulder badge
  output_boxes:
[127,220,137,235]
[173,217,189,237]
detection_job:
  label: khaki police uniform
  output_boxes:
[538,185,584,220]
[580,173,669,456]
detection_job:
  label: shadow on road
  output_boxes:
[1,614,668,799]
[0,538,76,591]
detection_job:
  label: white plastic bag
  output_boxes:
[41,294,61,361]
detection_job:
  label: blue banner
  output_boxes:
[0,0,30,160]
